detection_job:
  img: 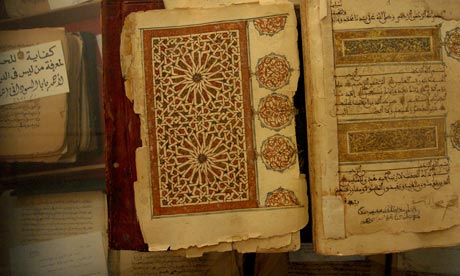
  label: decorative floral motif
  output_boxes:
[265,187,299,207]
[451,120,460,150]
[255,53,291,91]
[176,133,229,185]
[445,27,460,60]
[260,135,296,171]
[258,93,293,131]
[254,16,287,36]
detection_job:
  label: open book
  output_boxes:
[301,0,460,255]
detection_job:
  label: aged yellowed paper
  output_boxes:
[184,232,300,257]
[0,28,69,161]
[302,0,460,255]
[0,41,70,106]
[113,250,241,276]
[121,2,307,251]
[2,191,107,246]
[0,191,107,275]
[397,246,460,275]
[10,232,108,276]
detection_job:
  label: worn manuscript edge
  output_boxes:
[300,0,460,256]
[121,2,308,251]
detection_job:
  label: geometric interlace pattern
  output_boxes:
[151,30,251,208]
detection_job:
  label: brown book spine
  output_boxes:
[102,0,164,251]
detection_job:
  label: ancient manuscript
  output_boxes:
[0,191,107,275]
[110,250,241,276]
[302,0,460,255]
[121,2,307,251]
[0,28,101,163]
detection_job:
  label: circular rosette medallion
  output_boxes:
[265,187,299,207]
[253,16,287,36]
[255,54,291,91]
[451,120,460,150]
[445,27,460,60]
[258,93,293,131]
[260,135,296,171]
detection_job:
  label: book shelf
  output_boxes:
[0,1,105,191]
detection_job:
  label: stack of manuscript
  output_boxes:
[301,0,460,255]
[0,27,101,163]
[119,1,308,254]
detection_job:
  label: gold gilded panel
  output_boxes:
[334,27,441,65]
[338,118,446,163]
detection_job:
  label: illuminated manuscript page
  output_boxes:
[121,2,307,251]
[162,0,302,256]
[302,0,460,255]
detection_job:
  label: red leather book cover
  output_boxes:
[102,0,165,251]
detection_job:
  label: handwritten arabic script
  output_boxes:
[335,65,447,117]
[0,40,69,106]
[330,0,444,25]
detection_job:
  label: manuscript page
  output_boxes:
[10,232,108,276]
[0,28,69,161]
[302,0,460,255]
[184,232,300,257]
[0,191,107,275]
[162,0,301,255]
[121,2,308,251]
[114,250,241,276]
[2,191,107,246]
[397,246,460,274]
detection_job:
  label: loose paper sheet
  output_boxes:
[0,191,107,275]
[10,232,108,276]
[121,2,307,251]
[114,250,241,276]
[5,191,107,246]
[4,0,93,17]
[287,245,384,276]
[0,40,70,106]
[302,0,460,255]
[47,0,91,10]
[3,0,50,18]
[288,259,383,276]
[184,232,300,257]
[397,246,460,274]
[289,243,364,263]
